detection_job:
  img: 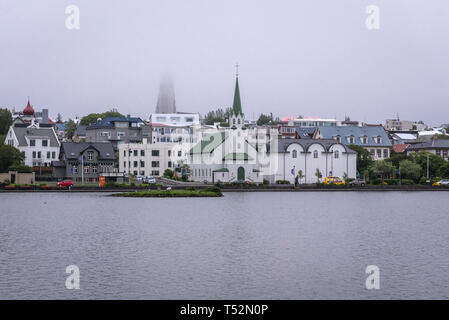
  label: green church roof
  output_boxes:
[188,131,228,154]
[231,77,243,116]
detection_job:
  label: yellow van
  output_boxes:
[323,176,344,185]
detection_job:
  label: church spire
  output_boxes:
[232,64,243,116]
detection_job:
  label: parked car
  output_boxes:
[56,179,74,188]
[143,176,156,184]
[349,179,366,186]
[323,176,344,185]
[432,179,449,186]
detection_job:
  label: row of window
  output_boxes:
[32,151,56,159]
[435,149,449,157]
[70,164,113,174]
[333,136,383,144]
[291,150,340,159]
[123,149,183,157]
[29,139,50,147]
[370,148,389,158]
[193,168,213,177]
[154,136,196,143]
[123,161,160,168]
[131,170,160,176]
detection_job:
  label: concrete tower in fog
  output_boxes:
[155,76,177,114]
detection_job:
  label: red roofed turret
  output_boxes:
[23,98,35,116]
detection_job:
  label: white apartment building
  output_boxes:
[118,139,188,177]
[149,113,200,144]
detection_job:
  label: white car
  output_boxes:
[435,179,449,186]
[143,176,156,184]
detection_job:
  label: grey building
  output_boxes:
[407,140,449,160]
[314,125,393,160]
[85,116,151,149]
[56,142,117,183]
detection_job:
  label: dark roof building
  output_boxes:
[407,140,449,160]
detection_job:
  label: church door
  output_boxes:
[237,167,245,181]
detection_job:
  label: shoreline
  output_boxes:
[1,186,449,193]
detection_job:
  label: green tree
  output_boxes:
[438,162,449,178]
[408,151,445,178]
[315,168,322,183]
[387,153,407,168]
[66,119,77,140]
[204,108,232,125]
[79,113,102,126]
[371,160,394,182]
[0,134,5,145]
[0,145,25,172]
[348,144,374,174]
[56,113,63,123]
[297,169,304,184]
[79,109,124,126]
[399,159,421,181]
[256,113,272,126]
[8,164,32,173]
[163,169,174,178]
[0,108,13,135]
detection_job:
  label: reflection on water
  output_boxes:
[0,191,448,299]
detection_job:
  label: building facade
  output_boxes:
[85,116,151,149]
[314,125,392,160]
[57,142,116,183]
[272,139,357,184]
[5,126,60,167]
[406,140,449,160]
[118,139,186,177]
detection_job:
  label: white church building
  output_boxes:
[187,73,357,184]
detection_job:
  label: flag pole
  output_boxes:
[81,153,84,184]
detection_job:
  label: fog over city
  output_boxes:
[0,0,448,125]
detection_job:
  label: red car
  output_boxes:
[57,179,74,188]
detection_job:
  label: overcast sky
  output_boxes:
[0,0,448,125]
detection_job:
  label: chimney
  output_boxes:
[41,109,48,124]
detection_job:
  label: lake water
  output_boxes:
[0,191,448,299]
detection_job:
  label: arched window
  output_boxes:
[334,150,339,159]
[313,150,318,158]
[237,119,241,124]
[292,150,297,158]
[233,118,236,124]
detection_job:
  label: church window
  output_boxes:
[334,150,339,159]
[292,150,297,158]
[313,150,318,158]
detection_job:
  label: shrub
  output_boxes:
[370,178,383,185]
[400,179,415,185]
[8,164,32,173]
[384,179,399,185]
[163,169,174,178]
[186,186,196,191]
[276,180,290,184]
[204,186,221,193]
[263,179,269,185]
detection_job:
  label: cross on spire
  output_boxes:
[235,63,239,77]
